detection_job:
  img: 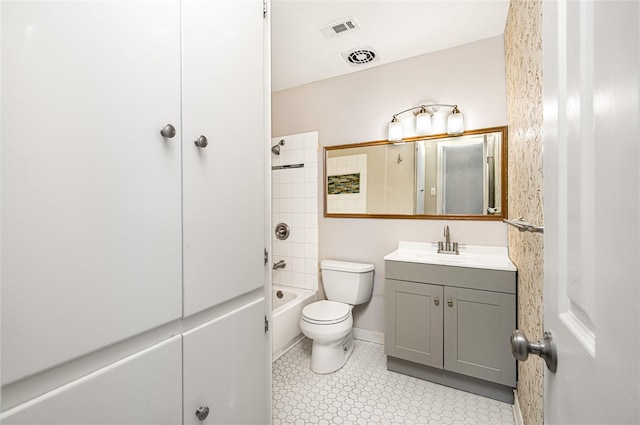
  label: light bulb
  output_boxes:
[447,107,464,135]
[415,108,432,134]
[388,117,403,141]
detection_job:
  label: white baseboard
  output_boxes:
[353,328,385,345]
[512,390,524,425]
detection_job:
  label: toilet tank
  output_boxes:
[320,260,374,305]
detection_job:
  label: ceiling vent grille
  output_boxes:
[341,46,378,66]
[319,17,360,38]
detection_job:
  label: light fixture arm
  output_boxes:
[390,103,458,120]
[387,103,464,141]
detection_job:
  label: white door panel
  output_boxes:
[182,0,265,316]
[543,1,639,423]
[1,337,182,425]
[1,0,182,384]
[183,298,267,424]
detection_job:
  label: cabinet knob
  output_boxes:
[194,135,208,148]
[447,299,453,307]
[195,406,210,421]
[434,297,440,306]
[160,123,176,138]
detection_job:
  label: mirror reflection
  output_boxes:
[324,127,507,219]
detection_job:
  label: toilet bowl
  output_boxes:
[299,260,374,374]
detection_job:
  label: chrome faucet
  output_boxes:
[273,260,286,270]
[438,225,459,255]
[444,225,451,251]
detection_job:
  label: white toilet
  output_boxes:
[299,259,374,374]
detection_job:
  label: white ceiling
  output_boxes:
[271,0,510,92]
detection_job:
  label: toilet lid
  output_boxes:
[302,301,351,325]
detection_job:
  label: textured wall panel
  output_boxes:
[504,1,544,424]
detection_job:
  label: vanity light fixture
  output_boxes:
[387,103,464,142]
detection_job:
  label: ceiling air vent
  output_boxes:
[341,46,378,66]
[319,17,360,39]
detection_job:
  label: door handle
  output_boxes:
[510,329,557,373]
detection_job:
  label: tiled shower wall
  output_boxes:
[504,1,544,424]
[271,132,319,292]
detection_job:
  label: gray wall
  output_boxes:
[272,36,509,337]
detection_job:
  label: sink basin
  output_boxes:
[384,241,516,271]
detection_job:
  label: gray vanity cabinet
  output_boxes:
[385,280,443,368]
[443,286,516,387]
[384,260,517,403]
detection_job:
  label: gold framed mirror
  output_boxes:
[324,126,508,220]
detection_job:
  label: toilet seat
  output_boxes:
[302,300,351,325]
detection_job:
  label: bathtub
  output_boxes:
[272,284,316,361]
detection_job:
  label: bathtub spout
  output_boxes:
[273,260,286,270]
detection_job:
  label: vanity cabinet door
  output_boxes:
[443,286,516,387]
[181,0,266,317]
[183,298,268,425]
[385,279,443,368]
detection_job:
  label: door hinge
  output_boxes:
[264,315,269,333]
[263,0,267,18]
[264,248,269,265]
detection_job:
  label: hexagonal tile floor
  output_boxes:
[273,338,515,425]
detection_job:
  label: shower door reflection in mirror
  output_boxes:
[324,126,507,220]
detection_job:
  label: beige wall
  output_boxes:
[273,36,509,337]
[504,1,544,424]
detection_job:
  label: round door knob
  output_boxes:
[447,299,453,307]
[194,135,208,148]
[510,329,558,373]
[434,297,440,306]
[195,406,210,421]
[160,124,176,138]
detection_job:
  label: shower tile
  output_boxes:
[273,339,515,425]
[280,184,292,200]
[291,182,305,199]
[304,213,318,229]
[304,274,318,291]
[304,197,317,214]
[304,147,317,164]
[291,197,305,214]
[304,243,318,259]
[290,213,305,228]
[290,257,305,273]
[291,243,306,258]
[304,164,317,182]
[304,182,317,198]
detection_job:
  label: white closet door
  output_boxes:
[182,0,266,316]
[1,337,182,425]
[1,0,182,384]
[183,299,267,425]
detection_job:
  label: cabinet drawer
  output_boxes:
[1,337,182,425]
[385,260,516,294]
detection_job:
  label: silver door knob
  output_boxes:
[160,123,176,138]
[195,406,210,421]
[510,329,557,373]
[194,135,208,148]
